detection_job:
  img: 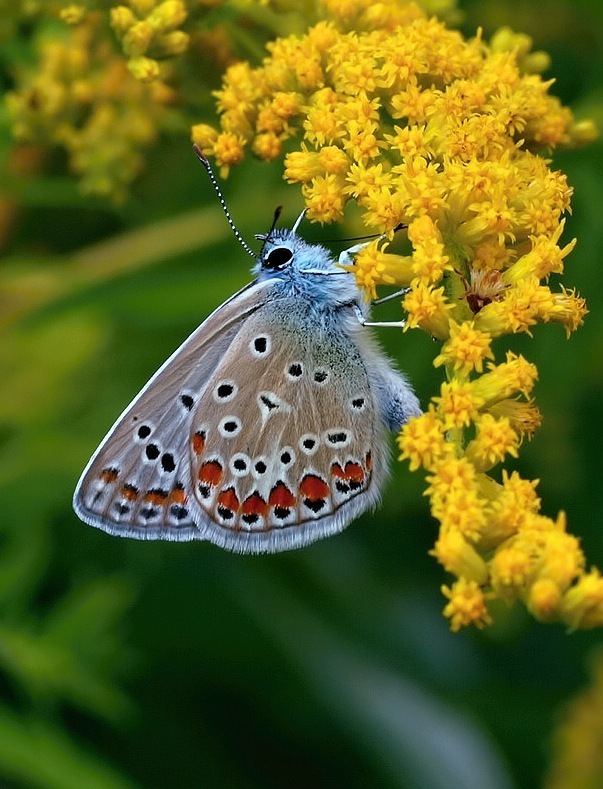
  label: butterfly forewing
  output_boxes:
[73,280,276,541]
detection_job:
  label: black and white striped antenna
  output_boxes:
[193,144,256,258]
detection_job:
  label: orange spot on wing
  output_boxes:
[144,489,169,506]
[121,484,139,501]
[344,461,364,483]
[299,474,329,501]
[242,492,268,517]
[198,460,223,487]
[192,431,206,454]
[101,467,119,483]
[169,486,187,505]
[331,463,345,479]
[269,482,296,509]
[331,462,364,481]
[218,487,240,513]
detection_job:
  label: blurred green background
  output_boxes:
[1,1,603,787]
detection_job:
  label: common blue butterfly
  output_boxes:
[73,148,421,553]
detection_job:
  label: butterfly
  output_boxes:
[73,149,421,553]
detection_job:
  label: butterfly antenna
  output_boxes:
[193,144,256,258]
[323,224,408,244]
[256,205,283,259]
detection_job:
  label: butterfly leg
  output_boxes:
[350,305,421,428]
[337,241,372,268]
[371,288,411,305]
[353,304,406,329]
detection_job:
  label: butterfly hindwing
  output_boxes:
[187,301,387,552]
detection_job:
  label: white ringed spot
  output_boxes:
[213,380,238,403]
[252,456,269,478]
[349,395,367,412]
[249,334,271,358]
[324,429,351,449]
[313,368,330,385]
[279,446,295,467]
[133,422,154,443]
[286,362,304,381]
[258,391,291,421]
[230,453,251,477]
[299,434,319,455]
[218,416,242,438]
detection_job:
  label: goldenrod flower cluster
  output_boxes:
[109,0,189,82]
[6,9,173,201]
[193,0,600,630]
[4,1,220,201]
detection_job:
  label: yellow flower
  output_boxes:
[432,379,479,429]
[128,55,160,82]
[344,241,413,301]
[191,122,218,153]
[528,578,563,622]
[488,398,541,439]
[483,471,541,547]
[403,283,452,340]
[442,579,493,632]
[7,10,166,201]
[490,544,534,600]
[407,215,452,285]
[547,287,589,337]
[213,132,246,175]
[344,161,392,198]
[60,5,86,25]
[503,221,576,283]
[398,407,450,472]
[434,486,488,542]
[561,571,603,630]
[431,529,489,585]
[465,413,519,472]
[425,457,478,501]
[537,528,584,591]
[109,0,189,80]
[433,320,494,376]
[470,352,538,406]
[302,174,347,223]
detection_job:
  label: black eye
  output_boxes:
[264,246,293,270]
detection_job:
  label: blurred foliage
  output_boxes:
[0,0,602,787]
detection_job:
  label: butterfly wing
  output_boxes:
[186,300,387,553]
[73,279,279,541]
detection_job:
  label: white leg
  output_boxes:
[353,304,406,329]
[337,241,372,268]
[372,288,411,305]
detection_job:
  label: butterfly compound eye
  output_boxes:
[264,246,293,270]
